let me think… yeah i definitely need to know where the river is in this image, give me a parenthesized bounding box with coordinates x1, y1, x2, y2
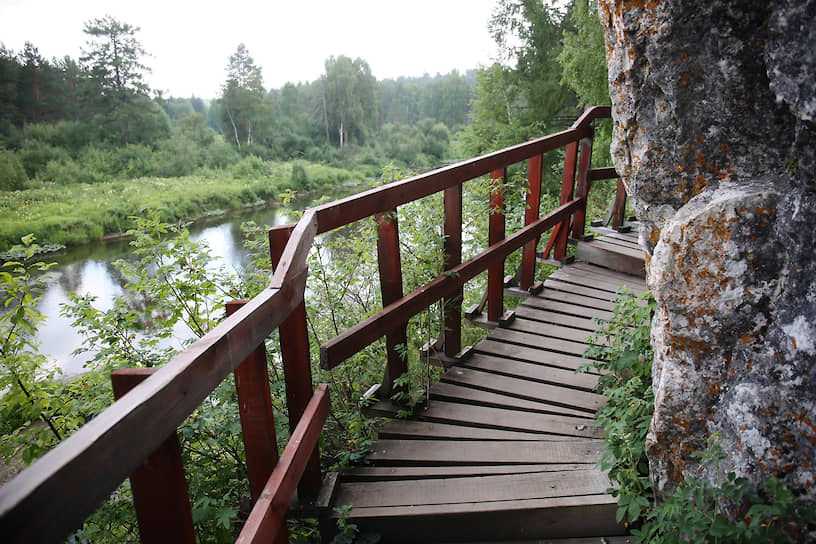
(30, 185, 364, 378)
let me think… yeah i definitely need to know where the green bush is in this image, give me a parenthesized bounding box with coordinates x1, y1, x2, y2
(0, 149, 29, 191)
(291, 161, 310, 191)
(205, 137, 240, 169)
(230, 155, 269, 179)
(20, 142, 71, 179)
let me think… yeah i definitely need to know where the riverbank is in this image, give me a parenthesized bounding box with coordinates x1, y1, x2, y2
(0, 160, 367, 251)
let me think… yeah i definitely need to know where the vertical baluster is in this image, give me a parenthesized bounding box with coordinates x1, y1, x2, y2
(375, 210, 409, 398)
(443, 185, 463, 357)
(554, 140, 579, 260)
(268, 225, 321, 502)
(520, 154, 543, 291)
(487, 169, 506, 322)
(225, 301, 280, 505)
(571, 126, 596, 240)
(111, 369, 196, 544)
(611, 177, 627, 229)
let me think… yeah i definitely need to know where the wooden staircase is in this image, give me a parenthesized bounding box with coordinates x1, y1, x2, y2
(318, 254, 647, 542)
(576, 224, 645, 278)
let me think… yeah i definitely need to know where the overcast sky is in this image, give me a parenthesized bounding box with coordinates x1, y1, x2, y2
(0, 0, 500, 98)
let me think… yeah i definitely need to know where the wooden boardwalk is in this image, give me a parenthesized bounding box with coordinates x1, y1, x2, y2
(319, 235, 647, 543)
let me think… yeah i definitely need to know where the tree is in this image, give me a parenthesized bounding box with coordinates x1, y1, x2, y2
(220, 44, 266, 149)
(464, 0, 576, 156)
(557, 0, 610, 107)
(81, 16, 154, 145)
(321, 55, 378, 148)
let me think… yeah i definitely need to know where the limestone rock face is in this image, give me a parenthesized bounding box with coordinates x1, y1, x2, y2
(600, 0, 816, 508)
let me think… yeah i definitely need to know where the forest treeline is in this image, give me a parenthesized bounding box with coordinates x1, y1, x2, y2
(0, 1, 608, 196)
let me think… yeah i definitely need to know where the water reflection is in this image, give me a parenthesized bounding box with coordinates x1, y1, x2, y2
(29, 187, 359, 377)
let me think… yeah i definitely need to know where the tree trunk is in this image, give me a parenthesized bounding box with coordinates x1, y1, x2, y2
(320, 77, 330, 145)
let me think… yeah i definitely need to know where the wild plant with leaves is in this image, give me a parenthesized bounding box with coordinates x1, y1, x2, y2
(579, 288, 656, 526)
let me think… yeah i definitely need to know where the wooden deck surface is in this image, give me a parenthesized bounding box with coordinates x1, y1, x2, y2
(320, 244, 647, 543)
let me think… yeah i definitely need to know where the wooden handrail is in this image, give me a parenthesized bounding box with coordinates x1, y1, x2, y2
(0, 106, 613, 544)
(235, 384, 330, 544)
(320, 198, 582, 369)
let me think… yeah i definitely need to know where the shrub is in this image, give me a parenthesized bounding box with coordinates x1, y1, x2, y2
(0, 149, 29, 191)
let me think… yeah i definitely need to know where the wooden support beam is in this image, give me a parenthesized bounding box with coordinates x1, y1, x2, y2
(520, 153, 543, 291)
(571, 131, 595, 241)
(487, 169, 506, 323)
(110, 369, 196, 544)
(443, 185, 463, 358)
(236, 385, 330, 544)
(376, 210, 409, 398)
(611, 178, 627, 229)
(269, 228, 321, 502)
(226, 301, 280, 505)
(555, 141, 579, 260)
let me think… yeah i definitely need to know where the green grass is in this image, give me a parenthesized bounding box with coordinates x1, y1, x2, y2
(0, 162, 364, 250)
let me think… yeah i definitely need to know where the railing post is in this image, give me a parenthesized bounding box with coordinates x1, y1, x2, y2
(571, 123, 596, 240)
(610, 177, 627, 229)
(269, 225, 322, 503)
(554, 141, 579, 260)
(520, 153, 543, 290)
(487, 169, 506, 322)
(443, 185, 463, 357)
(225, 301, 280, 506)
(110, 369, 196, 544)
(375, 210, 409, 399)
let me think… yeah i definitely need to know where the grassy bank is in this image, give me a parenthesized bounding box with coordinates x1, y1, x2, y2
(0, 161, 364, 250)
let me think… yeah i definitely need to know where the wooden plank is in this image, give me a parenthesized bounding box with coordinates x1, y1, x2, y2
(542, 278, 634, 304)
(568, 262, 648, 290)
(470, 536, 634, 544)
(489, 327, 596, 357)
(377, 420, 559, 442)
(576, 243, 645, 278)
(538, 288, 617, 311)
(236, 384, 330, 544)
(521, 296, 614, 321)
(550, 269, 644, 295)
(586, 238, 645, 259)
(441, 368, 603, 413)
(460, 353, 598, 391)
(474, 339, 595, 374)
(333, 469, 611, 508)
(551, 264, 646, 290)
(331, 498, 623, 543)
(507, 318, 597, 344)
(414, 402, 600, 438)
(513, 305, 599, 332)
(430, 382, 595, 419)
(366, 439, 604, 466)
(343, 464, 596, 481)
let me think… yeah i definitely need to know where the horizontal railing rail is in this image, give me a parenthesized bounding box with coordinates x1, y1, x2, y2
(0, 106, 619, 544)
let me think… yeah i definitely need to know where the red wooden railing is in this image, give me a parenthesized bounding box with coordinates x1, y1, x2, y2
(0, 106, 621, 544)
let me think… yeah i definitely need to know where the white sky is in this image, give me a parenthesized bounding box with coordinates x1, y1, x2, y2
(0, 0, 500, 98)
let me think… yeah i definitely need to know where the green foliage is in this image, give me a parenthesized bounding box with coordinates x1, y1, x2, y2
(580, 289, 656, 526)
(0, 235, 89, 465)
(0, 149, 28, 190)
(581, 291, 815, 542)
(634, 438, 816, 543)
(558, 0, 610, 108)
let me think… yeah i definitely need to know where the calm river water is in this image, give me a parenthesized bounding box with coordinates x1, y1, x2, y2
(32, 185, 363, 377)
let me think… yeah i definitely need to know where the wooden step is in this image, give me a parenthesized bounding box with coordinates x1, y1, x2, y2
(576, 237, 646, 278)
